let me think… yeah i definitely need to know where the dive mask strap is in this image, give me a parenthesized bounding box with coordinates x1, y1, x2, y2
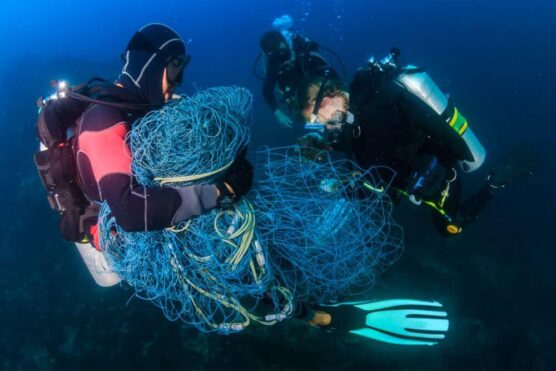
(311, 71, 331, 123)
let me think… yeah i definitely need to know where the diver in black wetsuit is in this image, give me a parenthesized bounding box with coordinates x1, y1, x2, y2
(298, 49, 532, 236)
(258, 15, 339, 128)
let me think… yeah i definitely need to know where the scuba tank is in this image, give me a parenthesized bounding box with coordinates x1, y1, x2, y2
(395, 65, 486, 173)
(34, 79, 151, 287)
(366, 48, 486, 173)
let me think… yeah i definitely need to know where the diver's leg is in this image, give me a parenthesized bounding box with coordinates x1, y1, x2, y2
(292, 300, 319, 322)
(488, 143, 539, 189)
(307, 299, 450, 345)
(457, 143, 540, 225)
(444, 143, 539, 229)
(456, 183, 493, 227)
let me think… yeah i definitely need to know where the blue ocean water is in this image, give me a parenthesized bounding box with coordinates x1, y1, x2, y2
(0, 0, 555, 369)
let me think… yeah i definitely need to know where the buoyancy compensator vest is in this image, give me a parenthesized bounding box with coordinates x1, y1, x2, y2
(33, 79, 152, 243)
(349, 49, 487, 231)
(352, 48, 486, 174)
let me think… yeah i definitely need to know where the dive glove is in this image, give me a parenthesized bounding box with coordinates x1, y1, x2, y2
(297, 132, 330, 162)
(274, 109, 293, 128)
(216, 147, 254, 209)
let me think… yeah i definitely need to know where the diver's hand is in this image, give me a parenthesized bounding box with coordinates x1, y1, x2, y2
(298, 132, 328, 149)
(297, 133, 330, 162)
(274, 109, 293, 128)
(216, 147, 254, 208)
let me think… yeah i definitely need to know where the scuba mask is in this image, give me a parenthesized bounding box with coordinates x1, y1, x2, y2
(268, 43, 291, 64)
(166, 54, 191, 86)
(304, 73, 355, 146)
(304, 110, 356, 146)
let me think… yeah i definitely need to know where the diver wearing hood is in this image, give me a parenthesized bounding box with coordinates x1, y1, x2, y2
(259, 15, 339, 128)
(118, 24, 190, 106)
(67, 24, 253, 284)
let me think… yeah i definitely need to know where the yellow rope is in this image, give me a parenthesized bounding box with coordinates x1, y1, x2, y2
(167, 220, 191, 233)
(155, 159, 234, 185)
(165, 200, 293, 331)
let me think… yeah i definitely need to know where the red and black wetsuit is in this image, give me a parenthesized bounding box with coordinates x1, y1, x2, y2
(75, 100, 218, 236)
(74, 24, 219, 246)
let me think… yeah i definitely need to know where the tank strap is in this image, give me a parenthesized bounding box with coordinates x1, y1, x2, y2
(79, 203, 101, 243)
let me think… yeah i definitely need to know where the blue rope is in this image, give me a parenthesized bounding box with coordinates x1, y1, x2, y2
(99, 87, 404, 333)
(253, 147, 404, 303)
(100, 87, 290, 333)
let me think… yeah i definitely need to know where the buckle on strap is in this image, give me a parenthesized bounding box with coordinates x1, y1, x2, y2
(78, 203, 101, 236)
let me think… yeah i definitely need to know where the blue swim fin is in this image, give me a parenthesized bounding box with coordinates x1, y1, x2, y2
(317, 299, 449, 346)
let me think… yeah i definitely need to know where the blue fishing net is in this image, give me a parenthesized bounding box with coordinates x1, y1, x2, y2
(99, 199, 291, 333)
(253, 147, 404, 304)
(100, 87, 293, 333)
(129, 87, 252, 187)
(99, 86, 403, 333)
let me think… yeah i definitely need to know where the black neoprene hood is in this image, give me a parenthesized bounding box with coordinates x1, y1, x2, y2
(118, 23, 187, 106)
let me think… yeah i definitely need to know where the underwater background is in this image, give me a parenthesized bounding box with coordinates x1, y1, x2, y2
(0, 0, 555, 369)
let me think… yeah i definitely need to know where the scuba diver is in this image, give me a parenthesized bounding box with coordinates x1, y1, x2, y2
(257, 15, 340, 128)
(34, 24, 253, 287)
(298, 48, 535, 236)
(292, 49, 537, 345)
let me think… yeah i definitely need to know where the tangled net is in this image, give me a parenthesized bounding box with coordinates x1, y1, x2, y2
(99, 199, 292, 333)
(100, 87, 292, 334)
(254, 147, 404, 304)
(130, 87, 252, 187)
(99, 86, 404, 333)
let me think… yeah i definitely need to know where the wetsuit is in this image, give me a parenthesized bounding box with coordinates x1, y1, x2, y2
(348, 65, 491, 236)
(263, 34, 338, 113)
(75, 24, 218, 240)
(37, 24, 253, 288)
(75, 96, 218, 234)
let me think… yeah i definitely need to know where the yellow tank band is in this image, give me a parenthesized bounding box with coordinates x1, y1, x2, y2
(448, 107, 459, 127)
(448, 107, 469, 136)
(458, 121, 468, 135)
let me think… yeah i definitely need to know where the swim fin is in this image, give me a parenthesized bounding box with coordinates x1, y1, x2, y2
(316, 299, 450, 346)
